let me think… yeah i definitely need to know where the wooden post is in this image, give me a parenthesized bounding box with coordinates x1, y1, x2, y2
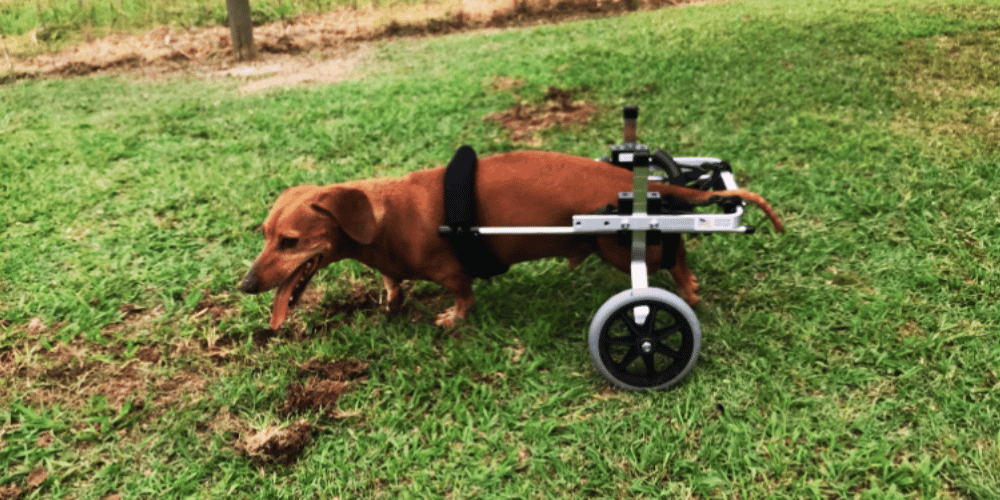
(226, 0, 256, 61)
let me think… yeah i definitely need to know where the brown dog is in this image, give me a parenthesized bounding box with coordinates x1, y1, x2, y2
(239, 151, 783, 329)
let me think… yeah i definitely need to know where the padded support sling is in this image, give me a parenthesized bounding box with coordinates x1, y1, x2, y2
(441, 145, 510, 279)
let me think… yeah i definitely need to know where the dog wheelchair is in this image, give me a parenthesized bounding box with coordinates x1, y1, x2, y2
(446, 107, 757, 390)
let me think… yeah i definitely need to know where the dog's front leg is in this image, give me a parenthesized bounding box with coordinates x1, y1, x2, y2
(382, 274, 404, 313)
(433, 274, 475, 328)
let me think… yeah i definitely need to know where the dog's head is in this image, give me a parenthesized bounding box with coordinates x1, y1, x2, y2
(239, 185, 380, 329)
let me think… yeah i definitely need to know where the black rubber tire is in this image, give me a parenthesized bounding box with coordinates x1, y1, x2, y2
(588, 288, 701, 391)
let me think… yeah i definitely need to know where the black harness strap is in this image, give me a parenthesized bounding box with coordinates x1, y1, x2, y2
(441, 145, 510, 279)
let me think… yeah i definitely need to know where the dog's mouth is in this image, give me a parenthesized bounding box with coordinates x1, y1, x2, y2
(269, 255, 321, 330)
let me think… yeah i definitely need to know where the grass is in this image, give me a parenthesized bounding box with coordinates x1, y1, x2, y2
(2, 0, 1000, 497)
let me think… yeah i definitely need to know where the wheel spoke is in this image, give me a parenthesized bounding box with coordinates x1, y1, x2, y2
(642, 353, 657, 377)
(652, 323, 680, 341)
(616, 347, 639, 369)
(614, 310, 643, 337)
(655, 342, 681, 360)
(643, 305, 658, 334)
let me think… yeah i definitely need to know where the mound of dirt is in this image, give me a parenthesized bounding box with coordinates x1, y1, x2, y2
(4, 0, 706, 90)
(239, 419, 313, 465)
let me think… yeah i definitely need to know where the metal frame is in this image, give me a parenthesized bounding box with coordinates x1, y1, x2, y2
(464, 158, 749, 288)
(468, 162, 746, 236)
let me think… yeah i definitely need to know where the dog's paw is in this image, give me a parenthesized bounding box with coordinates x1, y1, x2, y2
(680, 292, 702, 307)
(434, 307, 463, 328)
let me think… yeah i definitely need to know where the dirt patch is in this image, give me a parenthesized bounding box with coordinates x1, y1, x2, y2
(484, 85, 597, 145)
(191, 291, 239, 325)
(3, 338, 208, 414)
(334, 278, 382, 316)
(191, 292, 239, 324)
(26, 317, 48, 335)
(306, 276, 457, 329)
(279, 359, 369, 417)
(35, 432, 54, 448)
(151, 371, 209, 409)
(135, 345, 161, 364)
(3, 0, 708, 90)
(0, 351, 14, 379)
(89, 363, 147, 409)
(101, 303, 165, 336)
(298, 358, 370, 380)
(293, 283, 329, 316)
(239, 419, 313, 465)
(184, 291, 251, 362)
(1, 303, 240, 411)
(251, 327, 282, 348)
(307, 277, 383, 329)
(3, 317, 61, 339)
(208, 356, 361, 466)
(26, 468, 47, 490)
(0, 485, 22, 500)
(38, 343, 100, 384)
(279, 378, 352, 417)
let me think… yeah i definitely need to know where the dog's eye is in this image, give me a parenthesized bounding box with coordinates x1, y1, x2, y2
(278, 237, 299, 250)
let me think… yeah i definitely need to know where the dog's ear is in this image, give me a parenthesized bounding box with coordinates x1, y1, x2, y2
(311, 187, 380, 245)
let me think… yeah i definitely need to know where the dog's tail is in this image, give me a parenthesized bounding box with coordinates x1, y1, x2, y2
(651, 184, 785, 233)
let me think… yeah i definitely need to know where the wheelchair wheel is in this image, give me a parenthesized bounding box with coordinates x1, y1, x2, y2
(588, 288, 701, 391)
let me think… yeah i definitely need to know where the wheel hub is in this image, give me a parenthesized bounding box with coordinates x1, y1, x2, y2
(640, 339, 654, 353)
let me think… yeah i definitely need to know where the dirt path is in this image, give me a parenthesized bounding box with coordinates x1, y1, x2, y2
(4, 0, 708, 92)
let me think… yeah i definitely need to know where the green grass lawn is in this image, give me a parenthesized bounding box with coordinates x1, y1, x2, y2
(2, 0, 999, 497)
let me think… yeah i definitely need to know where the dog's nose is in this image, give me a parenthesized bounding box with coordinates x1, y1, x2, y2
(239, 270, 262, 294)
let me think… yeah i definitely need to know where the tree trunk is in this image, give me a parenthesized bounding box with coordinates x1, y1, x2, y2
(226, 0, 256, 61)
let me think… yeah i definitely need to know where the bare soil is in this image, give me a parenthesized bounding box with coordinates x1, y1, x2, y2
(3, 0, 707, 92)
(239, 419, 314, 465)
(485, 85, 598, 145)
(0, 485, 22, 500)
(280, 359, 370, 417)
